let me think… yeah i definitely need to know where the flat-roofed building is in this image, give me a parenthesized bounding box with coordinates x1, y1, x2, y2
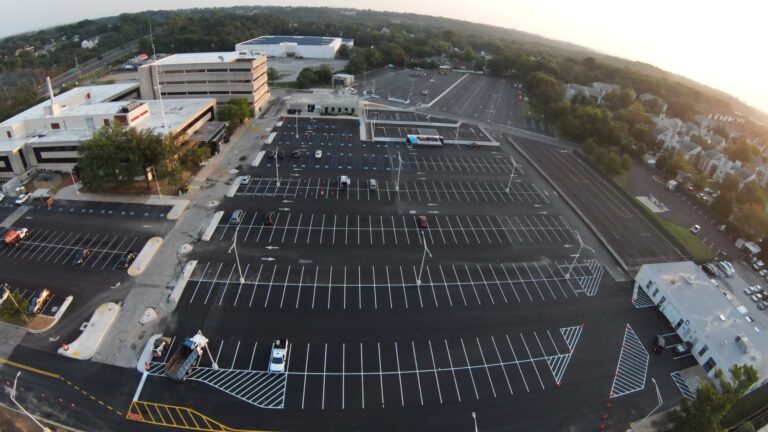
(634, 262, 768, 392)
(236, 36, 353, 59)
(138, 51, 269, 113)
(0, 82, 214, 181)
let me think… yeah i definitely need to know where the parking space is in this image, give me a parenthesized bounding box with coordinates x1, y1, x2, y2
(182, 259, 604, 310)
(213, 211, 574, 247)
(236, 177, 548, 204)
(360, 68, 465, 105)
(147, 325, 583, 410)
(0, 282, 62, 316)
(261, 152, 520, 174)
(2, 199, 172, 219)
(272, 118, 360, 147)
(0, 227, 140, 270)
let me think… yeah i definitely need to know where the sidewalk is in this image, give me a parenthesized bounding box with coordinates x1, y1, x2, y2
(93, 115, 274, 367)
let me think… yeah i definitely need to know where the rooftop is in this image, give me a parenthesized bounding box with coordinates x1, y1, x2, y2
(642, 262, 768, 384)
(148, 51, 264, 66)
(238, 35, 339, 46)
(0, 83, 139, 127)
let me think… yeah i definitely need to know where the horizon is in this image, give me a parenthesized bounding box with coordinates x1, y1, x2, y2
(3, 0, 767, 115)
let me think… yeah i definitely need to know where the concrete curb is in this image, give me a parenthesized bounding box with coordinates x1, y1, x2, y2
(252, 150, 266, 167)
(226, 179, 242, 198)
(136, 333, 163, 373)
(128, 237, 163, 276)
(57, 302, 120, 360)
(202, 212, 224, 241)
(166, 201, 190, 220)
(28, 296, 74, 334)
(168, 260, 198, 304)
(507, 136, 631, 277)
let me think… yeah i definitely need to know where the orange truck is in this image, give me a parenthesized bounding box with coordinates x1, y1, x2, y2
(4, 228, 29, 246)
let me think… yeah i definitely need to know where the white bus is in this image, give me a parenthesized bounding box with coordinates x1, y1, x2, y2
(405, 134, 444, 147)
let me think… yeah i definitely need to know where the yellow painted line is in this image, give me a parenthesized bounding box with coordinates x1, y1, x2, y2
(126, 400, 276, 432)
(0, 358, 61, 379)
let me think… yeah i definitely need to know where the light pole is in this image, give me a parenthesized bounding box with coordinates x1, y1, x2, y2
(565, 232, 595, 278)
(228, 225, 245, 283)
(69, 168, 79, 196)
(395, 152, 403, 192)
(505, 158, 518, 193)
(471, 412, 478, 432)
(11, 372, 51, 432)
(294, 108, 299, 139)
(416, 231, 432, 287)
(455, 121, 462, 144)
(642, 378, 663, 420)
(149, 165, 162, 197)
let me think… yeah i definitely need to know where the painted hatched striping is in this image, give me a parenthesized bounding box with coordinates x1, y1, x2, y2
(127, 400, 272, 431)
(146, 363, 286, 409)
(632, 287, 655, 308)
(670, 371, 695, 400)
(545, 325, 584, 385)
(609, 324, 649, 398)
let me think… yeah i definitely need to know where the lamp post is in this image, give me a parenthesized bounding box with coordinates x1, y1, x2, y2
(416, 231, 432, 288)
(395, 152, 403, 192)
(148, 165, 162, 197)
(505, 158, 518, 193)
(455, 121, 462, 144)
(228, 225, 245, 283)
(565, 231, 595, 278)
(471, 412, 478, 432)
(11, 372, 51, 431)
(642, 378, 663, 420)
(69, 168, 79, 196)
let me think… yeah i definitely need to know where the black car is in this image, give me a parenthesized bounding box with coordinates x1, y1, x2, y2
(264, 211, 276, 226)
(72, 248, 93, 266)
(119, 250, 137, 269)
(267, 150, 277, 159)
(277, 151, 286, 159)
(291, 150, 302, 158)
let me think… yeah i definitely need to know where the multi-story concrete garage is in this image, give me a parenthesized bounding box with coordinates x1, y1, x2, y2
(138, 51, 270, 113)
(235, 35, 353, 59)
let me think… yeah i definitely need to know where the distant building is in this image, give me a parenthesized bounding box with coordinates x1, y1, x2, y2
(0, 82, 214, 181)
(634, 262, 768, 392)
(564, 82, 620, 104)
(138, 51, 270, 113)
(332, 73, 355, 87)
(235, 36, 353, 59)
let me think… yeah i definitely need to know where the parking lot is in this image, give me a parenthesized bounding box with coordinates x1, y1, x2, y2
(181, 259, 604, 311)
(361, 68, 465, 105)
(236, 176, 548, 204)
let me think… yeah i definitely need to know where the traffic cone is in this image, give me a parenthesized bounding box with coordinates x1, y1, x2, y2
(61, 344, 69, 351)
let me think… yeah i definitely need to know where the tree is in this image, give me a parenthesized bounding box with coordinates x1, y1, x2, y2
(77, 125, 176, 191)
(668, 364, 758, 432)
(711, 192, 735, 221)
(724, 139, 756, 164)
(217, 98, 251, 133)
(267, 67, 279, 82)
(524, 72, 565, 118)
(692, 171, 710, 190)
(733, 203, 768, 239)
(720, 173, 741, 196)
(0, 291, 30, 323)
(335, 43, 350, 59)
(296, 67, 318, 89)
(737, 182, 764, 206)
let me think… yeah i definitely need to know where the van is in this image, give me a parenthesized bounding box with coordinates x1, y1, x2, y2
(338, 176, 351, 188)
(368, 179, 378, 190)
(230, 209, 244, 225)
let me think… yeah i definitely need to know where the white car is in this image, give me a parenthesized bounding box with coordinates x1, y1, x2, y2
(14, 194, 30, 205)
(646, 159, 656, 165)
(752, 294, 761, 302)
(421, 89, 429, 95)
(269, 338, 288, 373)
(240, 175, 251, 185)
(0, 193, 4, 202)
(314, 150, 323, 159)
(690, 224, 701, 235)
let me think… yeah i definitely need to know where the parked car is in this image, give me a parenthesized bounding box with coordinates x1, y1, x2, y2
(421, 89, 429, 95)
(15, 193, 30, 206)
(315, 150, 323, 159)
(652, 335, 666, 353)
(72, 248, 93, 266)
(0, 193, 4, 202)
(751, 294, 761, 302)
(267, 150, 277, 159)
(119, 250, 137, 269)
(368, 179, 378, 190)
(240, 175, 251, 185)
(674, 342, 692, 355)
(269, 338, 289, 373)
(230, 209, 245, 225)
(27, 289, 51, 314)
(690, 224, 701, 235)
(291, 150, 302, 158)
(264, 211, 276, 226)
(416, 216, 428, 229)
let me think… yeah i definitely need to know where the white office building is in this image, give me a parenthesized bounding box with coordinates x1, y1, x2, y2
(235, 36, 353, 59)
(138, 51, 270, 113)
(634, 262, 768, 391)
(0, 82, 215, 181)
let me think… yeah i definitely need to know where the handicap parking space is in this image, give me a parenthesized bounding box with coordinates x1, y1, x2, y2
(147, 325, 584, 411)
(213, 211, 575, 248)
(182, 259, 604, 311)
(237, 176, 549, 205)
(0, 227, 141, 270)
(9, 200, 172, 219)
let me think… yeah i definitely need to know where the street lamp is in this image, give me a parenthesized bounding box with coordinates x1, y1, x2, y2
(11, 372, 51, 432)
(471, 412, 478, 432)
(3, 284, 29, 323)
(455, 121, 462, 144)
(505, 157, 518, 193)
(228, 225, 245, 283)
(565, 232, 595, 279)
(642, 378, 663, 420)
(69, 168, 79, 196)
(147, 165, 162, 197)
(395, 152, 403, 192)
(416, 231, 432, 288)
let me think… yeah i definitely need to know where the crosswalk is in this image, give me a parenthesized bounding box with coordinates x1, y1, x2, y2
(609, 324, 649, 398)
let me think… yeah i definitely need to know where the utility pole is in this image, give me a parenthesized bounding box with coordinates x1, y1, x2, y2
(416, 231, 432, 287)
(11, 372, 51, 431)
(228, 225, 245, 283)
(565, 232, 595, 278)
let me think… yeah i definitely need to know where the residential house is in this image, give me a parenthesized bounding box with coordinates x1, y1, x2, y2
(755, 165, 768, 188)
(733, 165, 757, 190)
(654, 117, 686, 150)
(564, 83, 603, 103)
(677, 140, 702, 163)
(81, 36, 100, 50)
(696, 150, 726, 178)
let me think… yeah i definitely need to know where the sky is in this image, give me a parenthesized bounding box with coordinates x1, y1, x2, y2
(3, 0, 767, 114)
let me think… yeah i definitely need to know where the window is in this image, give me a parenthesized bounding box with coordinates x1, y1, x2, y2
(646, 280, 653, 289)
(703, 357, 717, 373)
(674, 319, 684, 330)
(658, 296, 666, 306)
(5, 131, 11, 138)
(698, 345, 709, 356)
(51, 123, 60, 130)
(652, 288, 660, 297)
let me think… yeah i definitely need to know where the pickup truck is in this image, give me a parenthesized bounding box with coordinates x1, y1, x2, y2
(164, 333, 210, 382)
(4, 228, 29, 246)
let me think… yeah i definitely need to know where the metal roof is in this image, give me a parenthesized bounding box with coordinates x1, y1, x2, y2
(238, 35, 339, 46)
